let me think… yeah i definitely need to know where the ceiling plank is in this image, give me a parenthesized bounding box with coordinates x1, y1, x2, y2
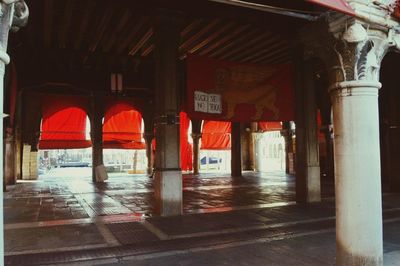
(43, 0, 54, 48)
(89, 4, 117, 52)
(198, 23, 251, 56)
(73, 0, 96, 50)
(208, 28, 260, 58)
(128, 28, 154, 56)
(117, 16, 150, 54)
(240, 42, 288, 63)
(181, 21, 236, 59)
(58, 0, 75, 49)
(179, 19, 220, 51)
(102, 9, 132, 53)
(230, 36, 285, 62)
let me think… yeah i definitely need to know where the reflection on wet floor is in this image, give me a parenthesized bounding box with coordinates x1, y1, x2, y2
(4, 170, 335, 224)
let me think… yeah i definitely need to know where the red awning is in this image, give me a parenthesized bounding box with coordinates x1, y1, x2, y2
(201, 121, 231, 150)
(180, 112, 193, 171)
(307, 0, 355, 16)
(258, 122, 282, 132)
(103, 102, 145, 149)
(39, 96, 91, 149)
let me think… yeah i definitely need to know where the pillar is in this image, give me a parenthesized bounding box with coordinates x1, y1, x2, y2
(231, 122, 242, 177)
(248, 122, 257, 171)
(4, 129, 15, 185)
(191, 119, 202, 175)
(153, 10, 182, 216)
(144, 133, 154, 176)
(294, 58, 321, 203)
(22, 144, 30, 179)
(331, 80, 383, 265)
(282, 122, 293, 174)
(191, 133, 201, 175)
(14, 127, 22, 180)
(0, 3, 28, 262)
(90, 97, 108, 183)
(326, 22, 389, 265)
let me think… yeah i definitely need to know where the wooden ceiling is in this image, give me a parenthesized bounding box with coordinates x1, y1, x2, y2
(10, 0, 315, 91)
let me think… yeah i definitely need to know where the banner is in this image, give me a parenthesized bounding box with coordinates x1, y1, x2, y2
(187, 55, 294, 122)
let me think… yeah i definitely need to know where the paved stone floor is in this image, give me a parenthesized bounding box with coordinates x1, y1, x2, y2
(4, 170, 400, 265)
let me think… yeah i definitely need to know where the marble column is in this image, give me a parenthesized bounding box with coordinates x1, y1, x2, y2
(326, 22, 390, 265)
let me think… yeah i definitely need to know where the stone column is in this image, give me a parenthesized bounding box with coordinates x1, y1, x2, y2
(191, 119, 202, 175)
(144, 133, 154, 176)
(294, 58, 321, 203)
(231, 122, 242, 177)
(332, 80, 383, 265)
(14, 127, 22, 180)
(248, 122, 257, 171)
(90, 97, 108, 183)
(327, 22, 390, 265)
(191, 133, 201, 175)
(4, 129, 15, 185)
(153, 10, 182, 216)
(282, 122, 293, 175)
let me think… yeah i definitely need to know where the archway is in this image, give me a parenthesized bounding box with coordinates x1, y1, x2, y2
(102, 102, 146, 174)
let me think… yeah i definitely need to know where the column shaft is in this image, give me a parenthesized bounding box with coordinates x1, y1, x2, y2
(4, 131, 15, 185)
(144, 134, 154, 176)
(154, 11, 182, 216)
(331, 81, 383, 265)
(231, 122, 242, 177)
(295, 60, 321, 203)
(91, 99, 108, 183)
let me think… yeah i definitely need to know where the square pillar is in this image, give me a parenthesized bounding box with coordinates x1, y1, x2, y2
(231, 122, 242, 177)
(4, 130, 15, 185)
(294, 59, 321, 203)
(90, 97, 108, 183)
(153, 10, 183, 216)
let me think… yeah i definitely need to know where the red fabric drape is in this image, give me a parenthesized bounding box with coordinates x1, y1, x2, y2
(39, 96, 91, 149)
(103, 102, 145, 149)
(307, 0, 355, 16)
(201, 121, 231, 150)
(258, 122, 282, 132)
(180, 112, 193, 171)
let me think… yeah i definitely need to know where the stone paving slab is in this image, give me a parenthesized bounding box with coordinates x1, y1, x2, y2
(5, 224, 106, 254)
(106, 222, 159, 245)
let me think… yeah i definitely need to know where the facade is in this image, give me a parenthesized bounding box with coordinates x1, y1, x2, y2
(1, 0, 400, 265)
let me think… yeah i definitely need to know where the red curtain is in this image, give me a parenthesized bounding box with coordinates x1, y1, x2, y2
(39, 96, 91, 149)
(201, 121, 231, 150)
(103, 102, 145, 149)
(258, 122, 282, 132)
(180, 112, 193, 171)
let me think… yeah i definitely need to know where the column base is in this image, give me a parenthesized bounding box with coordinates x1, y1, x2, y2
(296, 165, 321, 203)
(337, 246, 383, 266)
(94, 165, 108, 182)
(154, 170, 182, 216)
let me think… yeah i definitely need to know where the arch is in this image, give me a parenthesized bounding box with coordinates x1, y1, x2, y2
(103, 102, 145, 149)
(39, 95, 91, 149)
